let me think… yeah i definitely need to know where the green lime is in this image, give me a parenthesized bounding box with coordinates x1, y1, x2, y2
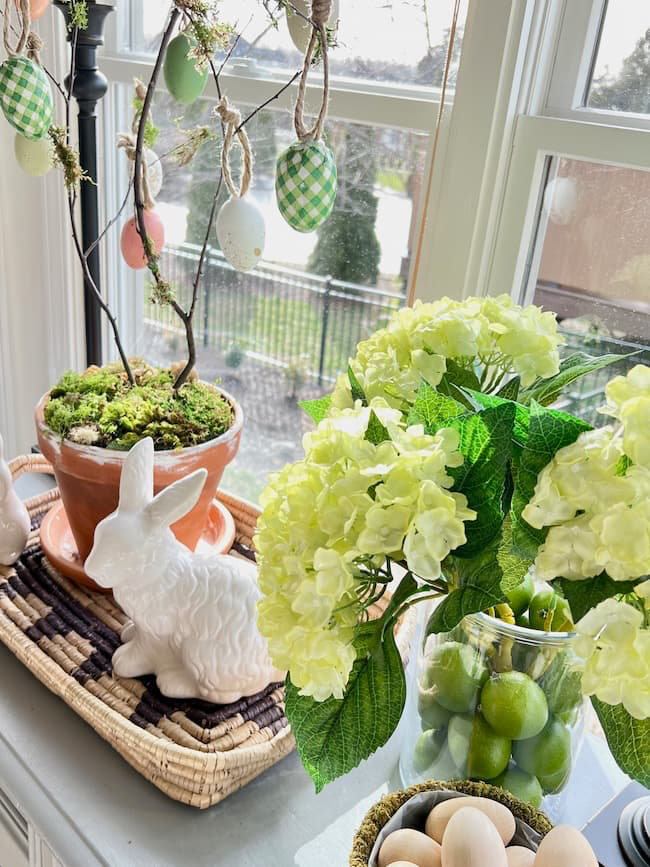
(505, 573, 535, 617)
(481, 671, 548, 740)
(512, 716, 572, 794)
(412, 728, 446, 773)
(494, 766, 543, 808)
(448, 713, 511, 780)
(516, 612, 530, 628)
(537, 653, 584, 717)
(529, 590, 573, 632)
(424, 641, 488, 713)
(418, 686, 453, 730)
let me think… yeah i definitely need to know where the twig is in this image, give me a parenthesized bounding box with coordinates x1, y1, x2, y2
(84, 179, 134, 261)
(235, 70, 301, 133)
(0, 7, 66, 99)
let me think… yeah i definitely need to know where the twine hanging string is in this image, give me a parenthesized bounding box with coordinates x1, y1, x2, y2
(408, 0, 462, 305)
(117, 80, 156, 210)
(293, 0, 332, 143)
(215, 95, 253, 198)
(3, 0, 30, 57)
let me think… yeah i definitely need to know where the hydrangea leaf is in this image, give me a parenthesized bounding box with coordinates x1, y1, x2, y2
(511, 401, 591, 559)
(495, 376, 521, 401)
(348, 366, 367, 404)
(428, 545, 506, 634)
(497, 516, 532, 594)
(459, 387, 530, 447)
(299, 395, 331, 425)
(407, 379, 465, 434)
(285, 621, 406, 792)
(448, 403, 516, 557)
(592, 698, 650, 787)
(365, 409, 391, 445)
(519, 352, 632, 407)
(555, 574, 640, 622)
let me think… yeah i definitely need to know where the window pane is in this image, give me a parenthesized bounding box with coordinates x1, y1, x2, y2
(530, 156, 650, 424)
(588, 2, 650, 113)
(129, 0, 467, 89)
(111, 88, 425, 500)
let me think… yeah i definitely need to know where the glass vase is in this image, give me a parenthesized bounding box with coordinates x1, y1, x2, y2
(399, 611, 585, 821)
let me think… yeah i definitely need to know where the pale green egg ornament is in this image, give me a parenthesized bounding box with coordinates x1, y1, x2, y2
(0, 56, 53, 141)
(163, 32, 208, 105)
(14, 131, 52, 176)
(275, 140, 337, 233)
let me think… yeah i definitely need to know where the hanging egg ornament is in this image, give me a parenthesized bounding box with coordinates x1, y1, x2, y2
(286, 0, 339, 54)
(14, 131, 52, 176)
(130, 147, 163, 199)
(14, 0, 51, 20)
(163, 32, 208, 105)
(216, 196, 265, 272)
(0, 56, 53, 141)
(120, 211, 165, 270)
(275, 140, 337, 233)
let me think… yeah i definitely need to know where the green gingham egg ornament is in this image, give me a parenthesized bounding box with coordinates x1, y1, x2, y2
(0, 55, 53, 141)
(275, 139, 337, 233)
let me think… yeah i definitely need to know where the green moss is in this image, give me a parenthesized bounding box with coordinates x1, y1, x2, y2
(43, 363, 234, 451)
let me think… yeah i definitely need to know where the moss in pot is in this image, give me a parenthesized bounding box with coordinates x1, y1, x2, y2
(36, 362, 243, 587)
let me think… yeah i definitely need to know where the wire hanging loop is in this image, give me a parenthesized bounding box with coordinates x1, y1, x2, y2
(117, 80, 156, 210)
(215, 95, 253, 199)
(294, 0, 332, 143)
(3, 0, 31, 58)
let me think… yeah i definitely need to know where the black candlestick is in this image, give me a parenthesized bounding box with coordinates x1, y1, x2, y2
(53, 0, 116, 366)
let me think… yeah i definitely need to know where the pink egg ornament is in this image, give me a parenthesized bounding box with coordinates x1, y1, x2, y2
(120, 211, 165, 270)
(15, 0, 50, 20)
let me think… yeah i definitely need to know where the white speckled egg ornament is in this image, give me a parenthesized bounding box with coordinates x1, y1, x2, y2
(276, 0, 337, 234)
(129, 147, 163, 199)
(214, 96, 265, 272)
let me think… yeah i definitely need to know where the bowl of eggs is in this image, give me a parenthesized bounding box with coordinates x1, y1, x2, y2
(350, 780, 604, 867)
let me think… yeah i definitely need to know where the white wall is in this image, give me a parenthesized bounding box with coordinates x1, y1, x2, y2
(0, 14, 84, 457)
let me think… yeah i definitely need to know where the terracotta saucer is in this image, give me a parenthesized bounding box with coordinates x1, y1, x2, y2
(40, 499, 237, 591)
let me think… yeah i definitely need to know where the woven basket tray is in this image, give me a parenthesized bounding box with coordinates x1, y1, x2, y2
(0, 454, 416, 809)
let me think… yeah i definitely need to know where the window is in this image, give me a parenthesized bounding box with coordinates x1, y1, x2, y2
(100, 2, 466, 499)
(588, 2, 650, 113)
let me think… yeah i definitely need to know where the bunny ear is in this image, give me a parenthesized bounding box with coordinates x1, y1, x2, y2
(118, 437, 154, 512)
(144, 468, 207, 529)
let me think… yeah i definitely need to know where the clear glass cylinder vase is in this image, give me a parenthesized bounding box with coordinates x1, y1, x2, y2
(399, 610, 585, 821)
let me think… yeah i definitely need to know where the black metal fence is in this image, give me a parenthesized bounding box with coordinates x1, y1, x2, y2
(145, 242, 405, 385)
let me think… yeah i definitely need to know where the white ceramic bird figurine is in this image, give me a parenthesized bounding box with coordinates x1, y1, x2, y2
(85, 437, 284, 703)
(0, 434, 30, 566)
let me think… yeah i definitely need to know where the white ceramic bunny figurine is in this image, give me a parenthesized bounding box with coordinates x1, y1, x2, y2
(0, 434, 30, 566)
(85, 437, 284, 703)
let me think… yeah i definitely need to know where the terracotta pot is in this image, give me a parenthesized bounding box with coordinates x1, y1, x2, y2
(35, 387, 243, 588)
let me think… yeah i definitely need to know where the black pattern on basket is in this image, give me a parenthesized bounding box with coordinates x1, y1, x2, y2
(0, 541, 287, 753)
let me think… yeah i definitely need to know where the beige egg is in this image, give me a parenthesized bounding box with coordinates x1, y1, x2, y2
(506, 846, 536, 866)
(426, 796, 516, 846)
(533, 825, 598, 867)
(378, 828, 442, 867)
(441, 807, 508, 867)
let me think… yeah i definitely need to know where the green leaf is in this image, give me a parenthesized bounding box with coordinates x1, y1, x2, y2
(519, 352, 633, 407)
(555, 574, 640, 622)
(428, 546, 506, 634)
(448, 403, 516, 557)
(497, 516, 532, 594)
(592, 699, 650, 788)
(285, 621, 406, 792)
(441, 359, 481, 392)
(495, 376, 521, 401)
(459, 387, 530, 447)
(365, 409, 391, 445)
(299, 395, 331, 424)
(407, 379, 465, 433)
(348, 366, 367, 404)
(511, 401, 591, 559)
